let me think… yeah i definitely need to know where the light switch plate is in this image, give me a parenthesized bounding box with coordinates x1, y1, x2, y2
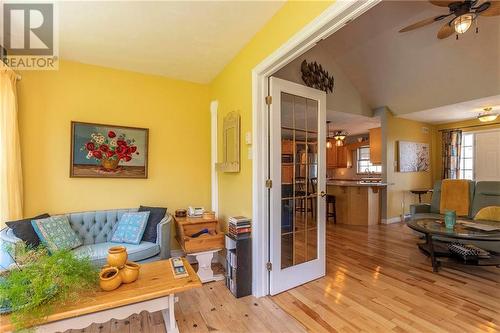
(245, 132, 252, 145)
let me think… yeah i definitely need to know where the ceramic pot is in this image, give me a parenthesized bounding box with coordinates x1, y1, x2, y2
(107, 246, 128, 268)
(101, 158, 119, 170)
(120, 261, 140, 283)
(99, 267, 122, 291)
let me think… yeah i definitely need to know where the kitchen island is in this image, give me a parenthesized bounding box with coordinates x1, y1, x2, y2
(327, 180, 387, 225)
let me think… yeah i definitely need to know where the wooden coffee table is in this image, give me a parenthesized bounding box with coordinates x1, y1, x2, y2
(0, 259, 201, 333)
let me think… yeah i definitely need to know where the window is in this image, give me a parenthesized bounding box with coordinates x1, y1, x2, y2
(459, 133, 474, 180)
(357, 146, 382, 174)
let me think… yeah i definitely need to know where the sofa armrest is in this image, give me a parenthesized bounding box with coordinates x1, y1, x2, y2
(156, 214, 172, 259)
(0, 227, 22, 268)
(410, 203, 431, 215)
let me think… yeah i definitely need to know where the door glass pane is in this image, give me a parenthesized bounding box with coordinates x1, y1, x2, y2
(280, 92, 319, 269)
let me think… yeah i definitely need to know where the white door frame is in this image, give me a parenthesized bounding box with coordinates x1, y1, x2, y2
(251, 0, 381, 297)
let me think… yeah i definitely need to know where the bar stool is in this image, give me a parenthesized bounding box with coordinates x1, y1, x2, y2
(326, 194, 336, 223)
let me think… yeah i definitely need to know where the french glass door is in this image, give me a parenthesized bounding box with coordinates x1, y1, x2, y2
(269, 77, 326, 295)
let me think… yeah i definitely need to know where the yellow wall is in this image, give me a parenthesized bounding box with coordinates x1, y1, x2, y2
(386, 113, 435, 219)
(17, 60, 211, 246)
(433, 119, 500, 181)
(211, 1, 333, 226)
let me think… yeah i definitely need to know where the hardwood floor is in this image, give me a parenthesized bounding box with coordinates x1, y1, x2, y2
(273, 222, 500, 333)
(65, 269, 306, 333)
(66, 222, 498, 333)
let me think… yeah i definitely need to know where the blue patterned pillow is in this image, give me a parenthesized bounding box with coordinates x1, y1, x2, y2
(111, 212, 150, 244)
(31, 215, 82, 252)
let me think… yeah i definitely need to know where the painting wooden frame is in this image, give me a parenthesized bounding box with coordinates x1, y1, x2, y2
(70, 121, 149, 178)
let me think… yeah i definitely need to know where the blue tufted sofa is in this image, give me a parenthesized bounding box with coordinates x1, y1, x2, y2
(0, 208, 172, 267)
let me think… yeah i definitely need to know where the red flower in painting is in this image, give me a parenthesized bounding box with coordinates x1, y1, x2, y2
(92, 150, 103, 159)
(129, 146, 137, 153)
(117, 140, 127, 147)
(99, 144, 109, 152)
(116, 145, 125, 154)
(123, 155, 132, 162)
(106, 150, 115, 158)
(108, 131, 116, 138)
(85, 142, 95, 151)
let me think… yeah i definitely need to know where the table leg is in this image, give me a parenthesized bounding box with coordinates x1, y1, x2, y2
(426, 234, 440, 272)
(418, 193, 422, 203)
(191, 251, 225, 283)
(162, 294, 179, 333)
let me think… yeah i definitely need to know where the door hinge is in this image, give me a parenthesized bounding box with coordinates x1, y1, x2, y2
(265, 95, 272, 105)
(265, 179, 272, 188)
(266, 262, 272, 271)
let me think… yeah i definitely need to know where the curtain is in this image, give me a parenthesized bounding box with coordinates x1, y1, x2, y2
(441, 129, 462, 179)
(0, 64, 23, 227)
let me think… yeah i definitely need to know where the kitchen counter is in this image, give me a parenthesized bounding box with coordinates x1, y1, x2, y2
(327, 180, 387, 187)
(327, 181, 385, 225)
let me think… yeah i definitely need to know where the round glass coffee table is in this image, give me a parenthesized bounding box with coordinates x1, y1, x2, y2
(407, 218, 500, 272)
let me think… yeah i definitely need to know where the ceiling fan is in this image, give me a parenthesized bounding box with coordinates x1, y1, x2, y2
(399, 0, 500, 39)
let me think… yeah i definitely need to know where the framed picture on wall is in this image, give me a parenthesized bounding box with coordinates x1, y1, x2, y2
(70, 121, 149, 178)
(398, 141, 429, 173)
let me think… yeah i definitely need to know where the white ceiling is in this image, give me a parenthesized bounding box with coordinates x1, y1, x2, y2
(399, 94, 500, 124)
(57, 1, 284, 83)
(319, 0, 500, 116)
(328, 111, 380, 135)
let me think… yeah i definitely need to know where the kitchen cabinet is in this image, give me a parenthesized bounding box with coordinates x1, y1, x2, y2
(327, 142, 351, 168)
(327, 140, 337, 168)
(369, 127, 382, 164)
(282, 139, 294, 155)
(282, 165, 293, 184)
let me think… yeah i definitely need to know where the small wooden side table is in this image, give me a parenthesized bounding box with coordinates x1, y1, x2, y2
(410, 189, 431, 203)
(173, 216, 225, 283)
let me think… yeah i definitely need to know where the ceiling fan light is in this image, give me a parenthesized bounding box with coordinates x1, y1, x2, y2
(454, 14, 474, 34)
(326, 140, 333, 149)
(335, 140, 344, 147)
(478, 113, 499, 122)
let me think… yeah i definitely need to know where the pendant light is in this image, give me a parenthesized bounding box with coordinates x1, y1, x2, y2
(477, 107, 499, 123)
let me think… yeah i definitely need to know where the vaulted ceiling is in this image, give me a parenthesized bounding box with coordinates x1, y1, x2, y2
(319, 0, 500, 116)
(57, 1, 284, 83)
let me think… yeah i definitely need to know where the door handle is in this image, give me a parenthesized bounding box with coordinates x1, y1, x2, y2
(320, 191, 327, 197)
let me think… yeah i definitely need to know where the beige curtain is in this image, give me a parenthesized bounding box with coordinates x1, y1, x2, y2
(0, 64, 23, 227)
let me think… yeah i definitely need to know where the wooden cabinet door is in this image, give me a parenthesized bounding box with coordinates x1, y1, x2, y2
(281, 165, 293, 184)
(282, 140, 294, 155)
(326, 142, 337, 168)
(369, 127, 382, 164)
(336, 146, 348, 168)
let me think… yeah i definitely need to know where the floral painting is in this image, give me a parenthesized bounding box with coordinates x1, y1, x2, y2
(71, 122, 148, 178)
(398, 141, 429, 173)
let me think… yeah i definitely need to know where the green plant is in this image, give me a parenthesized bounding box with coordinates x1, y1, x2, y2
(0, 244, 99, 331)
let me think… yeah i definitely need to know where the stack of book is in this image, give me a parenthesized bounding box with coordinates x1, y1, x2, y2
(228, 216, 251, 239)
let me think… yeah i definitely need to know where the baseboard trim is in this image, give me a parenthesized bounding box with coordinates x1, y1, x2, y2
(381, 216, 403, 224)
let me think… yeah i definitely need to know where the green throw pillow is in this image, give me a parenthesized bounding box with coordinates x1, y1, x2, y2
(31, 215, 82, 252)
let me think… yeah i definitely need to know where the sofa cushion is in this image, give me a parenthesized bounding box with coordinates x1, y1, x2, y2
(67, 209, 138, 245)
(139, 206, 167, 242)
(110, 212, 149, 244)
(73, 241, 160, 266)
(32, 215, 83, 252)
(5, 213, 50, 247)
(471, 181, 500, 217)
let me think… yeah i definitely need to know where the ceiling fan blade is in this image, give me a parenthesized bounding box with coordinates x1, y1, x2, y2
(399, 15, 449, 32)
(437, 21, 455, 39)
(429, 1, 458, 7)
(480, 1, 500, 16)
